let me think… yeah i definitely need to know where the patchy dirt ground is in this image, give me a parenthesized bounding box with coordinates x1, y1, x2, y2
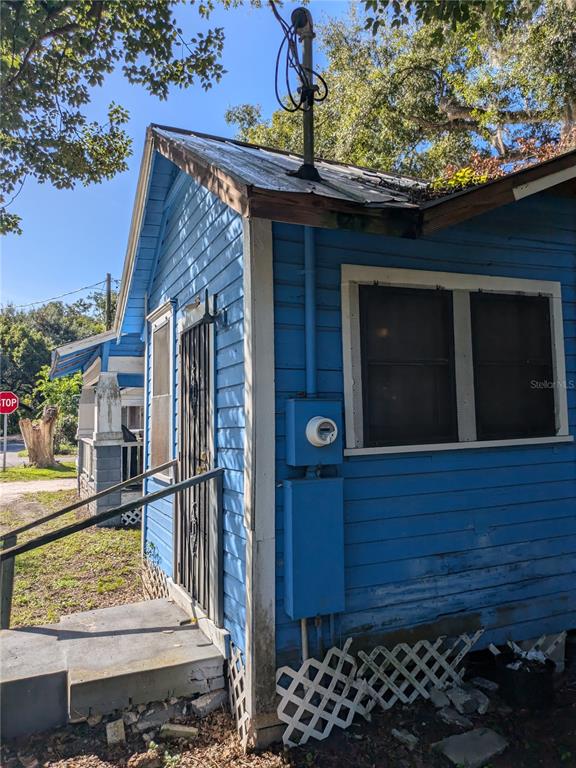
(2, 672, 576, 768)
(0, 489, 141, 626)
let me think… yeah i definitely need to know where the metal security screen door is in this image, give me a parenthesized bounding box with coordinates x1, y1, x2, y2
(177, 315, 214, 613)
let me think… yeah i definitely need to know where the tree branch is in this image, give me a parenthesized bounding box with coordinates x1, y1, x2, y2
(4, 2, 103, 89)
(438, 97, 550, 126)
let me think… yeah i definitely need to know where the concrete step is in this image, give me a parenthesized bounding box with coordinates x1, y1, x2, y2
(1, 625, 68, 739)
(1, 599, 224, 740)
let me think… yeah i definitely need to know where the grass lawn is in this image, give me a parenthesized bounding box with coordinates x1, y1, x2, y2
(1, 489, 142, 627)
(0, 461, 76, 483)
(17, 444, 78, 457)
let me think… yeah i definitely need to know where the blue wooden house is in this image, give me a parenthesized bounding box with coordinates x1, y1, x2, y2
(113, 125, 576, 745)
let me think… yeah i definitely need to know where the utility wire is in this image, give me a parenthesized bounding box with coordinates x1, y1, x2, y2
(8, 279, 119, 309)
(269, 0, 328, 113)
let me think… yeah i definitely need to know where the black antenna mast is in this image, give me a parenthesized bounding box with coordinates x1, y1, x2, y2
(269, 2, 328, 181)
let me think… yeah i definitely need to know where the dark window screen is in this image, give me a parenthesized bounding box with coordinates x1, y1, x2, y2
(471, 293, 556, 440)
(359, 285, 458, 446)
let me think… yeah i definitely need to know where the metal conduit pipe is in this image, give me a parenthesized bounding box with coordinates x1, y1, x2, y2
(304, 226, 317, 398)
(301, 618, 309, 662)
(301, 225, 317, 663)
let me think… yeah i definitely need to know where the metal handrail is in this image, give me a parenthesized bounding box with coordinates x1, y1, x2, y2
(0, 459, 177, 540)
(0, 466, 224, 563)
(0, 464, 224, 630)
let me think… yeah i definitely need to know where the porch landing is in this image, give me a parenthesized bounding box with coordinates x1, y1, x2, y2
(1, 599, 225, 740)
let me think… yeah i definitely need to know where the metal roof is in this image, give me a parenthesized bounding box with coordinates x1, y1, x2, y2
(115, 126, 576, 335)
(153, 127, 426, 209)
(50, 330, 116, 379)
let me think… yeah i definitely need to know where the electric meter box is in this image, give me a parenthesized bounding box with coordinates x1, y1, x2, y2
(284, 477, 345, 619)
(285, 399, 343, 466)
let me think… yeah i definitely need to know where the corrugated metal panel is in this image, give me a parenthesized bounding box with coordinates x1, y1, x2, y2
(272, 192, 576, 664)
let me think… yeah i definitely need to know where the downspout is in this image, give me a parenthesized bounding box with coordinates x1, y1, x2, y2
(301, 225, 316, 661)
(304, 226, 317, 398)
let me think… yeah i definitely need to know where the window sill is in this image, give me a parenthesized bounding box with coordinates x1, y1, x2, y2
(344, 434, 574, 457)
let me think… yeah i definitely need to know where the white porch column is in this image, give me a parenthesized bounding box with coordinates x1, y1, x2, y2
(243, 218, 280, 747)
(77, 386, 95, 439)
(93, 372, 123, 442)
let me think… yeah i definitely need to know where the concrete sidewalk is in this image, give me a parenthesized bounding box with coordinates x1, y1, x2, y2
(0, 478, 77, 506)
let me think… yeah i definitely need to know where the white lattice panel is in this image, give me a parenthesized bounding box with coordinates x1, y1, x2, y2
(517, 632, 567, 659)
(228, 643, 250, 747)
(121, 508, 142, 526)
(357, 630, 484, 712)
(276, 639, 371, 747)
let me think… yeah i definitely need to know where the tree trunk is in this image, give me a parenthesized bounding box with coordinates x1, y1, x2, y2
(19, 406, 59, 468)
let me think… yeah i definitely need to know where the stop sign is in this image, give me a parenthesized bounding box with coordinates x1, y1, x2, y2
(0, 392, 19, 414)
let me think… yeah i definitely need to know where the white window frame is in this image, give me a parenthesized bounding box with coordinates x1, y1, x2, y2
(341, 264, 572, 456)
(147, 301, 174, 479)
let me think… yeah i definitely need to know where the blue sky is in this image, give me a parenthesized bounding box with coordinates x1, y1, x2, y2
(2, 1, 348, 307)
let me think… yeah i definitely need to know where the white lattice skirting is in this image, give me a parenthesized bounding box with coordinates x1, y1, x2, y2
(121, 507, 142, 526)
(276, 631, 484, 747)
(276, 639, 371, 747)
(141, 557, 169, 600)
(228, 643, 250, 747)
(358, 630, 484, 713)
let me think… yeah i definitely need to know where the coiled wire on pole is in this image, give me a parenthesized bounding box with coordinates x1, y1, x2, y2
(269, 0, 328, 113)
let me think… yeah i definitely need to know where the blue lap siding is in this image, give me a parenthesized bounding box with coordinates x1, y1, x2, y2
(135, 156, 246, 652)
(272, 192, 576, 663)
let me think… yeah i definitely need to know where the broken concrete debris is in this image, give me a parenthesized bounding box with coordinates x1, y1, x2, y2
(470, 676, 499, 693)
(471, 688, 490, 715)
(159, 723, 199, 741)
(445, 686, 479, 715)
(135, 706, 177, 732)
(106, 718, 126, 746)
(429, 687, 450, 708)
(87, 713, 103, 727)
(433, 727, 508, 768)
(123, 710, 139, 726)
(190, 688, 228, 718)
(437, 707, 473, 729)
(445, 685, 491, 715)
(391, 728, 418, 751)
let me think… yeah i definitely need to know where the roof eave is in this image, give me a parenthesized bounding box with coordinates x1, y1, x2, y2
(152, 128, 250, 217)
(114, 127, 156, 336)
(247, 187, 421, 237)
(153, 127, 420, 237)
(421, 149, 576, 235)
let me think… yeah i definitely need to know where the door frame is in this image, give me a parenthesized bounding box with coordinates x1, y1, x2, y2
(174, 294, 221, 624)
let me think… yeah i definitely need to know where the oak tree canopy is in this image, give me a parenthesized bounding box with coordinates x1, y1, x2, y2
(0, 0, 243, 234)
(227, 0, 576, 182)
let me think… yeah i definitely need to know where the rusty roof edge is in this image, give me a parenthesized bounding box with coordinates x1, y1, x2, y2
(152, 126, 423, 231)
(149, 124, 575, 238)
(150, 123, 428, 186)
